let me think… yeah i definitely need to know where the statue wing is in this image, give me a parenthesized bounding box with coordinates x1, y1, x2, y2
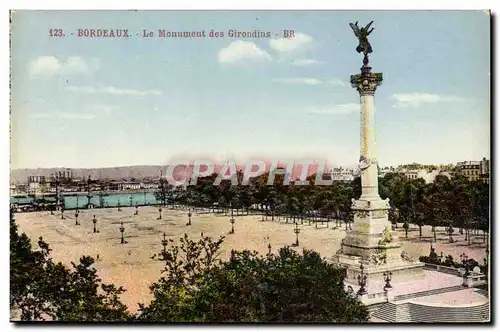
(349, 22, 360, 37)
(364, 21, 374, 32)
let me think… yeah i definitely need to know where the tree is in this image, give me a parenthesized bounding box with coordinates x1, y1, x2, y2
(138, 234, 368, 322)
(138, 233, 225, 321)
(10, 209, 132, 321)
(155, 176, 173, 206)
(10, 210, 52, 320)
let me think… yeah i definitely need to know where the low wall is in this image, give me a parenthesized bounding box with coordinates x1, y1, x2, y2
(423, 263, 461, 276)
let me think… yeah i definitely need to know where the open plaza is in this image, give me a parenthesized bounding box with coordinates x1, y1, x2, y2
(14, 206, 489, 316)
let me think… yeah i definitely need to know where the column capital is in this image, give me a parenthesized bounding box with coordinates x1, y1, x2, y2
(350, 71, 383, 96)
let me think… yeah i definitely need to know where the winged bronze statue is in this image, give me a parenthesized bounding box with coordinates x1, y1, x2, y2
(349, 21, 374, 56)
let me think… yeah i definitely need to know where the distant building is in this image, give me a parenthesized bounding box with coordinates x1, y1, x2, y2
(27, 175, 46, 184)
(403, 169, 440, 184)
(118, 182, 142, 191)
(480, 157, 490, 176)
(12, 183, 28, 195)
(379, 166, 395, 178)
(49, 169, 73, 182)
(456, 158, 489, 183)
(27, 176, 47, 194)
(330, 167, 354, 182)
(142, 183, 159, 189)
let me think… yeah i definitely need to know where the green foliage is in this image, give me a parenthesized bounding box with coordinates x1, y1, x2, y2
(10, 209, 132, 321)
(157, 170, 489, 238)
(138, 234, 368, 322)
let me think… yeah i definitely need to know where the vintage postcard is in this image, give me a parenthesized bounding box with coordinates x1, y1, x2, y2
(9, 10, 490, 323)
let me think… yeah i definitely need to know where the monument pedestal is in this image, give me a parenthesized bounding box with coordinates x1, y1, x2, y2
(334, 196, 424, 288)
(336, 253, 425, 285)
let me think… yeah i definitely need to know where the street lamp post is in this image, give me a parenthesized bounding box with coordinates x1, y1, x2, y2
(357, 263, 368, 296)
(460, 253, 470, 277)
(294, 222, 300, 246)
(161, 232, 168, 260)
(447, 223, 454, 243)
(120, 222, 126, 244)
(229, 218, 235, 234)
(227, 204, 235, 233)
(55, 179, 60, 212)
(383, 271, 393, 290)
(157, 206, 162, 220)
(464, 218, 470, 245)
(92, 214, 98, 233)
(86, 175, 92, 209)
(483, 243, 489, 275)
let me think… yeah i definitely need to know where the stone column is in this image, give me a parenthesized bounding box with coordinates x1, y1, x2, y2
(351, 62, 383, 201)
(337, 59, 404, 264)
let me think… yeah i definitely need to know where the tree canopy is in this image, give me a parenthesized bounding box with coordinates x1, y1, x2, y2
(11, 210, 367, 322)
(10, 209, 132, 321)
(138, 234, 368, 322)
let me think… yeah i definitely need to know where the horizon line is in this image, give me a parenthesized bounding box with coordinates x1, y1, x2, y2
(10, 158, 486, 171)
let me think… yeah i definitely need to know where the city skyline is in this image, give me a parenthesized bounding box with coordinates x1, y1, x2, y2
(10, 10, 490, 169)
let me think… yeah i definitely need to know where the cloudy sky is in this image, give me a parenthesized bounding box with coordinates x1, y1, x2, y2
(10, 10, 490, 169)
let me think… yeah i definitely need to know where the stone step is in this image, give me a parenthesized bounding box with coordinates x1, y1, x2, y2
(372, 302, 489, 323)
(370, 302, 397, 322)
(405, 303, 489, 323)
(395, 304, 411, 322)
(393, 284, 465, 301)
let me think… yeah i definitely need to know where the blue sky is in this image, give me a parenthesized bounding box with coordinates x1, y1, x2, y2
(10, 10, 490, 169)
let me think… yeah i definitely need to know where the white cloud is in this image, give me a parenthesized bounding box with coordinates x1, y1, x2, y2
(32, 113, 96, 120)
(28, 56, 61, 77)
(274, 78, 322, 85)
(392, 93, 466, 108)
(274, 77, 346, 86)
(65, 85, 162, 96)
(290, 59, 322, 66)
(307, 103, 359, 115)
(218, 40, 272, 64)
(327, 78, 347, 87)
(28, 56, 98, 78)
(269, 33, 314, 52)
